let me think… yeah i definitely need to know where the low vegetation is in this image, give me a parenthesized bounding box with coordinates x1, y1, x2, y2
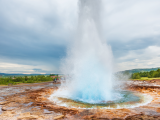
(0, 74, 59, 85)
(131, 69, 160, 79)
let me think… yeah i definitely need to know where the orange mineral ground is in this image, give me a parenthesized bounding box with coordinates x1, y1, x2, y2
(1, 81, 160, 120)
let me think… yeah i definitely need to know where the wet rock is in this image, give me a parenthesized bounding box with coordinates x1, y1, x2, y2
(125, 114, 160, 120)
(1, 107, 15, 111)
(17, 115, 39, 120)
(106, 101, 114, 104)
(8, 83, 13, 86)
(0, 111, 15, 117)
(23, 102, 33, 106)
(43, 109, 52, 114)
(53, 115, 64, 119)
(25, 88, 30, 91)
(158, 92, 160, 95)
(1, 107, 7, 111)
(17, 112, 40, 120)
(44, 105, 79, 115)
(20, 112, 31, 116)
(157, 108, 160, 113)
(0, 101, 8, 105)
(78, 110, 93, 116)
(150, 81, 156, 83)
(112, 118, 123, 120)
(82, 115, 96, 119)
(32, 110, 43, 116)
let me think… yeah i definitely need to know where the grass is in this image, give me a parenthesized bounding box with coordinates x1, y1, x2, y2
(131, 77, 160, 81)
(0, 75, 55, 86)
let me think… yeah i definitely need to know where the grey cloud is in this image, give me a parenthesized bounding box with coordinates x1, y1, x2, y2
(32, 68, 47, 73)
(109, 35, 160, 60)
(104, 0, 160, 42)
(0, 0, 160, 73)
(0, 0, 71, 73)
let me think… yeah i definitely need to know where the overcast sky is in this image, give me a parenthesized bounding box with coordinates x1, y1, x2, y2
(0, 0, 160, 74)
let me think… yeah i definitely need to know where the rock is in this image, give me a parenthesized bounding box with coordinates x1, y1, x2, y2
(125, 114, 160, 120)
(150, 80, 156, 83)
(8, 83, 13, 86)
(53, 115, 64, 119)
(106, 101, 114, 104)
(17, 112, 39, 120)
(1, 107, 15, 111)
(112, 118, 123, 120)
(20, 112, 31, 116)
(1, 107, 7, 111)
(158, 92, 160, 95)
(82, 115, 96, 119)
(25, 88, 31, 91)
(157, 108, 160, 113)
(18, 115, 39, 120)
(43, 109, 52, 114)
(0, 101, 8, 105)
(0, 111, 15, 117)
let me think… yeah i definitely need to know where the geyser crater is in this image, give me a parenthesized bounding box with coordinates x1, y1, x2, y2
(49, 89, 152, 109)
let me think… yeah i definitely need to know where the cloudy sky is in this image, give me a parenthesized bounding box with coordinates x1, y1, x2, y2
(0, 0, 160, 74)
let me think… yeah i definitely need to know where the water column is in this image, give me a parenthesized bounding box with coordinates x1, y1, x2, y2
(60, 0, 114, 103)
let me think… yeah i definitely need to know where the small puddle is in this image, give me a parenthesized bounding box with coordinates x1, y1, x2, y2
(0, 105, 2, 115)
(43, 109, 52, 114)
(20, 95, 25, 98)
(0, 97, 5, 103)
(5, 107, 17, 111)
(23, 102, 33, 107)
(0, 97, 4, 100)
(21, 106, 40, 113)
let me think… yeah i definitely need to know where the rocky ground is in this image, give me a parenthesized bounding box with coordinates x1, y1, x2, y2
(1, 81, 160, 120)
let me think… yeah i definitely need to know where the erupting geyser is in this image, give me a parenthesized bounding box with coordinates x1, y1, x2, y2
(49, 0, 152, 108)
(59, 0, 114, 103)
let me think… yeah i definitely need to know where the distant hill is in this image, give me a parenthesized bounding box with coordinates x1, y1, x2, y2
(121, 67, 160, 74)
(1, 67, 160, 76)
(0, 73, 50, 77)
(0, 73, 5, 75)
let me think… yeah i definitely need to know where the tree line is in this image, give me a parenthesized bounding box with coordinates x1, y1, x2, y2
(131, 69, 160, 79)
(0, 75, 53, 85)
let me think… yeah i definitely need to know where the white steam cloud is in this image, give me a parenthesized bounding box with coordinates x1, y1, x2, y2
(50, 0, 115, 103)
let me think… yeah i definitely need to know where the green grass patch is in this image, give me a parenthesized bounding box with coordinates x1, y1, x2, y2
(131, 77, 160, 81)
(0, 75, 58, 85)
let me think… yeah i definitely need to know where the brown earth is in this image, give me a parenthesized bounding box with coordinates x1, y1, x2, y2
(1, 81, 160, 119)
